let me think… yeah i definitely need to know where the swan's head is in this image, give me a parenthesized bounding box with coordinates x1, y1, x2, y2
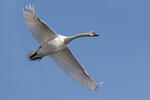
(88, 32, 99, 37)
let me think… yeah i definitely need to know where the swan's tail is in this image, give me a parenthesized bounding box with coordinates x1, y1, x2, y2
(27, 50, 42, 61)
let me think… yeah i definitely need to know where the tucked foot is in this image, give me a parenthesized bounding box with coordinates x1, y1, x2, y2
(27, 49, 42, 61)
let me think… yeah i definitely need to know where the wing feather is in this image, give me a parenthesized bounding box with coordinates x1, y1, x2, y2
(50, 47, 98, 90)
(23, 5, 58, 45)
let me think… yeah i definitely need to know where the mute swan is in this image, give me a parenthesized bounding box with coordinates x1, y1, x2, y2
(23, 4, 100, 90)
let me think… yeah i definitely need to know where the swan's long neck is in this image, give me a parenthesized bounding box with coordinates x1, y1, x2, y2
(64, 33, 91, 44)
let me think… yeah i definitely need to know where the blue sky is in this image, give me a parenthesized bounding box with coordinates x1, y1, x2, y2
(0, 0, 150, 100)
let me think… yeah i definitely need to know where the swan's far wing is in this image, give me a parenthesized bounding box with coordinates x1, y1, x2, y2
(50, 47, 98, 90)
(23, 5, 58, 45)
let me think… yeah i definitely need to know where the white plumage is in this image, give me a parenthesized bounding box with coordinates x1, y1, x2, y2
(23, 4, 100, 90)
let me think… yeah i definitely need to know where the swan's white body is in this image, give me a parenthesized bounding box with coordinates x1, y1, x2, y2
(23, 4, 100, 90)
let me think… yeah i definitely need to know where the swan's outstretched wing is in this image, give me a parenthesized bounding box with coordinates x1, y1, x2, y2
(23, 4, 58, 45)
(50, 47, 98, 90)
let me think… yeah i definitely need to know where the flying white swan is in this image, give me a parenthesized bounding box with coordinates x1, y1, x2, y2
(23, 4, 100, 90)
